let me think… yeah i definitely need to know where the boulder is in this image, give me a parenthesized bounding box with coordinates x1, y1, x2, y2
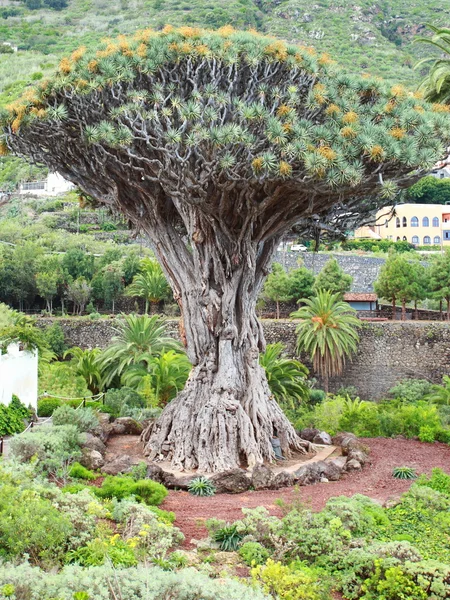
(330, 456, 348, 470)
(146, 463, 167, 484)
(97, 413, 112, 426)
(273, 471, 295, 488)
(294, 463, 323, 485)
(163, 474, 195, 490)
(320, 460, 343, 481)
(210, 469, 251, 494)
(102, 454, 133, 475)
(298, 428, 320, 442)
(348, 448, 368, 465)
(111, 417, 143, 435)
(312, 431, 332, 445)
(82, 432, 106, 455)
(345, 458, 362, 471)
(332, 432, 356, 446)
(80, 448, 104, 471)
(252, 465, 276, 490)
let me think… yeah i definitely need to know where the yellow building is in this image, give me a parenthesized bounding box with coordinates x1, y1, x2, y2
(355, 204, 450, 247)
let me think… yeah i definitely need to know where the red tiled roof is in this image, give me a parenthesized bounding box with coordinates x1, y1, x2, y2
(344, 293, 378, 301)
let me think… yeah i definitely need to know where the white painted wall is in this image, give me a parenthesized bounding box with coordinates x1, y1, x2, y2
(19, 172, 75, 197)
(0, 344, 38, 410)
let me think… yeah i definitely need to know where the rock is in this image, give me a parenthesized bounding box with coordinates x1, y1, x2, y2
(294, 463, 323, 485)
(82, 432, 106, 455)
(252, 465, 276, 490)
(111, 417, 143, 435)
(146, 463, 166, 484)
(298, 428, 320, 442)
(102, 454, 133, 475)
(210, 469, 251, 494)
(321, 460, 343, 481)
(330, 456, 348, 470)
(312, 431, 332, 445)
(97, 413, 112, 426)
(273, 471, 295, 488)
(80, 448, 104, 471)
(332, 432, 356, 446)
(345, 459, 362, 471)
(163, 474, 195, 491)
(348, 449, 368, 465)
(320, 477, 329, 483)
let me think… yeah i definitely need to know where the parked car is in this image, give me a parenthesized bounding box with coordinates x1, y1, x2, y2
(290, 244, 307, 251)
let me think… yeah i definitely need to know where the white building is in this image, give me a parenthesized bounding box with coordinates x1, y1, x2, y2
(430, 146, 450, 179)
(0, 343, 38, 411)
(19, 172, 75, 196)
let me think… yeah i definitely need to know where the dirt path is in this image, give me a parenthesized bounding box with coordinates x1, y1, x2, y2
(161, 438, 450, 545)
(104, 435, 450, 546)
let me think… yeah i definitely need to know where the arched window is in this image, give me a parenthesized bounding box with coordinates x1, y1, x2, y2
(402, 236, 407, 241)
(412, 235, 419, 244)
(396, 236, 401, 242)
(423, 236, 431, 245)
(411, 216, 419, 227)
(433, 217, 439, 227)
(396, 217, 401, 228)
(434, 236, 441, 245)
(402, 216, 407, 227)
(385, 219, 389, 228)
(423, 216, 429, 227)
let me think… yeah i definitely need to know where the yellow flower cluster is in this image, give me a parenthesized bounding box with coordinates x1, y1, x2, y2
(317, 146, 337, 161)
(342, 111, 358, 124)
(325, 104, 340, 116)
(264, 41, 288, 61)
(389, 127, 406, 139)
(278, 161, 292, 176)
(368, 145, 385, 161)
(340, 126, 356, 139)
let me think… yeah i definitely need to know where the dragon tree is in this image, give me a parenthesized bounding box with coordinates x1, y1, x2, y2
(2, 26, 450, 472)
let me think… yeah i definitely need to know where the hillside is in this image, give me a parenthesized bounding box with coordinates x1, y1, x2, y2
(0, 0, 446, 108)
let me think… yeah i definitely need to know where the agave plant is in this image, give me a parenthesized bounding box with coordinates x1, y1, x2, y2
(188, 477, 216, 497)
(214, 523, 243, 551)
(392, 466, 417, 480)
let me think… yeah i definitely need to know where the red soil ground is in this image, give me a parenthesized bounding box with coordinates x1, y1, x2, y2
(161, 438, 450, 546)
(104, 435, 450, 546)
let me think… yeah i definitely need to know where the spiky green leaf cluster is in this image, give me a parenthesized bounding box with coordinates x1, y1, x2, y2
(3, 26, 450, 197)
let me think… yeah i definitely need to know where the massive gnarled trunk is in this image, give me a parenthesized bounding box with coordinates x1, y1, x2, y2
(139, 207, 310, 472)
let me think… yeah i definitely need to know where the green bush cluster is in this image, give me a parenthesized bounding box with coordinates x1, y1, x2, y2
(342, 239, 414, 253)
(52, 405, 99, 433)
(93, 475, 168, 506)
(0, 396, 30, 436)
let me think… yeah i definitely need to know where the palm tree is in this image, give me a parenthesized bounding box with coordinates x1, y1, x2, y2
(291, 290, 360, 393)
(64, 347, 103, 395)
(98, 313, 181, 387)
(125, 258, 171, 314)
(121, 350, 192, 407)
(259, 342, 309, 409)
(416, 25, 450, 103)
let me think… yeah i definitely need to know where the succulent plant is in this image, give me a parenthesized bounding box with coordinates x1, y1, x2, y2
(188, 476, 216, 497)
(392, 466, 418, 480)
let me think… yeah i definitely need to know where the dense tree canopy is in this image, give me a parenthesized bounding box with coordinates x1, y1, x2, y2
(2, 26, 450, 472)
(406, 175, 450, 204)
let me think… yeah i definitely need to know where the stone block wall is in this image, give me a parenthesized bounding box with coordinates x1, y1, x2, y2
(37, 318, 450, 400)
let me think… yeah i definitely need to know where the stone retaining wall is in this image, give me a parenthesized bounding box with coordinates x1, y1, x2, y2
(37, 318, 450, 400)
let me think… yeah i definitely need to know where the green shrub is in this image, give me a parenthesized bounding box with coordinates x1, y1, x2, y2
(308, 389, 326, 405)
(239, 541, 270, 566)
(416, 468, 450, 497)
(67, 536, 138, 567)
(69, 462, 96, 480)
(0, 399, 28, 436)
(360, 560, 427, 600)
(93, 476, 167, 506)
(0, 563, 268, 599)
(9, 425, 83, 477)
(101, 222, 117, 231)
(104, 387, 145, 418)
(43, 323, 66, 358)
(52, 405, 99, 433)
(388, 379, 434, 403)
(37, 397, 61, 416)
(251, 559, 331, 600)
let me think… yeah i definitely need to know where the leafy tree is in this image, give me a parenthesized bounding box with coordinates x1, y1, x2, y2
(99, 313, 180, 388)
(100, 262, 124, 314)
(429, 249, 450, 320)
(409, 261, 428, 320)
(416, 25, 450, 104)
(406, 176, 450, 205)
(67, 277, 92, 315)
(374, 254, 416, 320)
(292, 290, 360, 393)
(313, 257, 352, 298)
(125, 258, 171, 314)
(259, 342, 309, 408)
(3, 27, 448, 472)
(62, 248, 95, 282)
(288, 266, 316, 304)
(262, 263, 293, 319)
(35, 255, 62, 314)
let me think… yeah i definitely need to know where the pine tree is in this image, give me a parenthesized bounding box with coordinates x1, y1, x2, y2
(313, 258, 352, 298)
